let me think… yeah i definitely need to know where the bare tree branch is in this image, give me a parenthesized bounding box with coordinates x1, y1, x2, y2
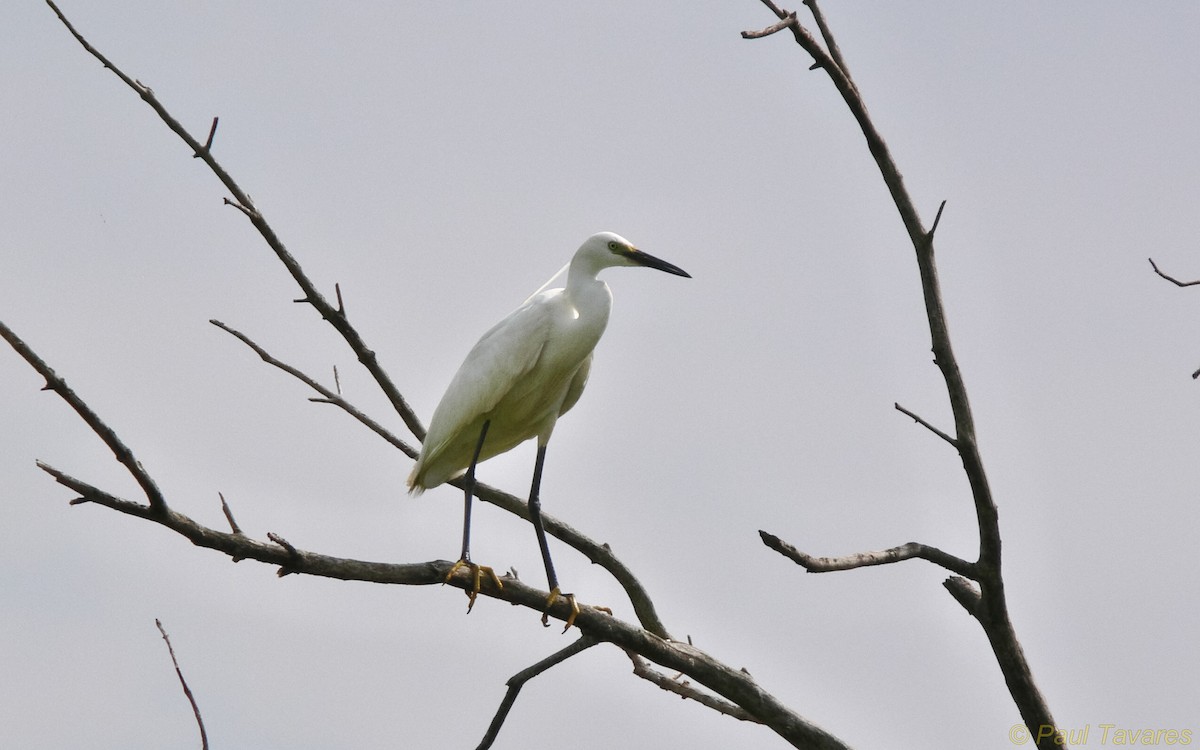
(155, 619, 209, 750)
(741, 12, 796, 41)
(476, 636, 599, 750)
(34, 459, 523, 600)
(210, 319, 419, 460)
(745, 2, 1063, 747)
(1148, 257, 1200, 287)
(27, 454, 851, 750)
(760, 531, 977, 579)
(894, 402, 957, 447)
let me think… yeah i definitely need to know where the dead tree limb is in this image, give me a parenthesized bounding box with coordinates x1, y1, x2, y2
(759, 531, 977, 579)
(0, 319, 168, 513)
(744, 2, 1064, 748)
(45, 0, 423, 443)
(476, 636, 599, 750)
(17, 447, 848, 750)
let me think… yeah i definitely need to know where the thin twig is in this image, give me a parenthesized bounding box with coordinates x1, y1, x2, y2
(1148, 257, 1200, 287)
(476, 636, 599, 750)
(267, 532, 298, 559)
(626, 651, 762, 723)
(802, 0, 851, 82)
(928, 200, 948, 239)
(218, 492, 245, 561)
(218, 492, 242, 535)
(894, 402, 957, 447)
(760, 531, 977, 579)
(194, 116, 218, 158)
(210, 319, 418, 459)
(154, 619, 209, 750)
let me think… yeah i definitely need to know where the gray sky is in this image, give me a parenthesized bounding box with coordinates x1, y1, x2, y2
(3, 2, 1198, 748)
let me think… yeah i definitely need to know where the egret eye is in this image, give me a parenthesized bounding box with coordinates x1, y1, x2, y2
(608, 241, 620, 252)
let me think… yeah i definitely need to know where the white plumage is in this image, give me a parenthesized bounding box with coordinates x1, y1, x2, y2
(406, 231, 690, 627)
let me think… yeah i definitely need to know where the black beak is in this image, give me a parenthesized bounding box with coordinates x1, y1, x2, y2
(626, 248, 691, 278)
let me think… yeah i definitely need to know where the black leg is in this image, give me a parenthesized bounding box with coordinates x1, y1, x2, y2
(529, 443, 578, 630)
(528, 443, 559, 592)
(459, 419, 490, 564)
(446, 421, 501, 614)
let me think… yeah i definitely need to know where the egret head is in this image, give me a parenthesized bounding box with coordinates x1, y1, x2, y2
(574, 231, 691, 279)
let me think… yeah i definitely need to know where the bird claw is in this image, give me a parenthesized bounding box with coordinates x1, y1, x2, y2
(542, 587, 581, 632)
(444, 559, 503, 613)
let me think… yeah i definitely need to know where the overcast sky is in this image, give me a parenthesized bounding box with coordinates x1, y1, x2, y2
(3, 2, 1198, 749)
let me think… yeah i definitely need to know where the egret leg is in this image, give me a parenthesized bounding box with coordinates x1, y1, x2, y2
(529, 443, 579, 631)
(445, 420, 502, 611)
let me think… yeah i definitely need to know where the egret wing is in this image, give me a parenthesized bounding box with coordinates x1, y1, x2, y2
(413, 292, 557, 487)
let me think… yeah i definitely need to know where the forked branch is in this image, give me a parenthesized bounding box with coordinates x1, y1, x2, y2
(744, 2, 1062, 747)
(44, 0, 423, 442)
(210, 319, 419, 460)
(0, 319, 167, 513)
(476, 636, 599, 750)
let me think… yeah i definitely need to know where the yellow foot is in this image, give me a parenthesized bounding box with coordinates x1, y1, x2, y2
(444, 559, 503, 613)
(542, 586, 581, 633)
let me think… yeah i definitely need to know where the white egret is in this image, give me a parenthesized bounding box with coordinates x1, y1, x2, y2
(407, 231, 690, 628)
